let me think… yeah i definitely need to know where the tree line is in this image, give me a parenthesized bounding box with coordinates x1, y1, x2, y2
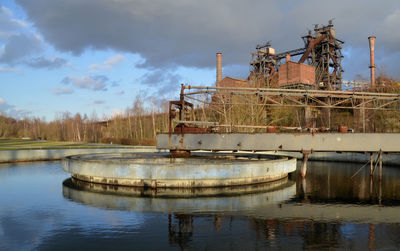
(0, 97, 170, 145)
(1, 76, 400, 145)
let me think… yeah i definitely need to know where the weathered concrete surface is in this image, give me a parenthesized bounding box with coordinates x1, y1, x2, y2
(157, 133, 400, 152)
(62, 152, 297, 188)
(63, 177, 296, 210)
(63, 176, 294, 198)
(0, 146, 157, 163)
(63, 177, 400, 224)
(264, 151, 400, 166)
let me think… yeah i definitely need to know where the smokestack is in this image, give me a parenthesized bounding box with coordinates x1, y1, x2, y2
(368, 36, 376, 88)
(286, 54, 291, 62)
(216, 53, 222, 84)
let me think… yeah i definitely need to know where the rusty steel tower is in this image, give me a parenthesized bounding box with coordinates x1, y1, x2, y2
(250, 20, 344, 90)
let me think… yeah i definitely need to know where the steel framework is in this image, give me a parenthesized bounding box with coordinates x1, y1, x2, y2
(167, 85, 400, 133)
(249, 21, 344, 90)
(183, 86, 400, 111)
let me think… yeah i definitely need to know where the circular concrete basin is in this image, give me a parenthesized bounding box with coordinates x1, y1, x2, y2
(62, 177, 296, 213)
(62, 152, 296, 188)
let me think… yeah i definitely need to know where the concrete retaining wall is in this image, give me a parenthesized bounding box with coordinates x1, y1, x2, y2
(264, 151, 400, 166)
(0, 146, 157, 163)
(63, 152, 297, 188)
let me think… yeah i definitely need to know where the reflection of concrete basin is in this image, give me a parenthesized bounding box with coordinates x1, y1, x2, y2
(62, 177, 296, 213)
(62, 152, 296, 188)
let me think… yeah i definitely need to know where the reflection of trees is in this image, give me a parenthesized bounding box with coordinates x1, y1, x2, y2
(294, 161, 400, 205)
(167, 214, 234, 249)
(168, 214, 194, 250)
(249, 219, 344, 249)
(301, 222, 342, 249)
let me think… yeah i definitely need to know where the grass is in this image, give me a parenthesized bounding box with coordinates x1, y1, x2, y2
(0, 138, 135, 150)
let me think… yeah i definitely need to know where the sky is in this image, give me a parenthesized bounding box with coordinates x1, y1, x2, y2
(1, 0, 400, 121)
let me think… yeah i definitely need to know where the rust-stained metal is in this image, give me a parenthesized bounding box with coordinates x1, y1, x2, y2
(368, 36, 376, 88)
(168, 85, 195, 133)
(183, 86, 400, 111)
(338, 125, 348, 133)
(249, 21, 344, 90)
(298, 34, 327, 64)
(267, 125, 277, 133)
(173, 123, 211, 133)
(170, 150, 191, 158)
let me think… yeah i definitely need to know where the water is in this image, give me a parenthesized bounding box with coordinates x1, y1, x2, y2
(1, 160, 400, 250)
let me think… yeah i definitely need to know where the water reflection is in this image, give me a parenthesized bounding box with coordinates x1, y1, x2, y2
(63, 170, 400, 224)
(293, 161, 400, 206)
(62, 177, 296, 214)
(61, 161, 400, 250)
(2, 161, 400, 250)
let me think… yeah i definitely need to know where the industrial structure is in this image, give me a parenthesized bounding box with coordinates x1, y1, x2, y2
(249, 20, 344, 90)
(158, 21, 400, 179)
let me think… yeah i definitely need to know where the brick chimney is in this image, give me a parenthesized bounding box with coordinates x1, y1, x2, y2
(216, 53, 222, 84)
(368, 36, 376, 88)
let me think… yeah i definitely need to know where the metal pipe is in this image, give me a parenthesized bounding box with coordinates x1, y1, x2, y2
(216, 53, 222, 83)
(368, 36, 376, 88)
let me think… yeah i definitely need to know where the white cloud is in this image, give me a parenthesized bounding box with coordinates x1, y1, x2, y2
(0, 6, 26, 39)
(0, 6, 44, 65)
(62, 75, 108, 91)
(14, 0, 400, 79)
(51, 87, 74, 95)
(0, 97, 32, 118)
(89, 54, 125, 71)
(0, 66, 20, 72)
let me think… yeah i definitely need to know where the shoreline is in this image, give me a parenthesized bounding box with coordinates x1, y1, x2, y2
(1, 147, 399, 166)
(0, 146, 157, 163)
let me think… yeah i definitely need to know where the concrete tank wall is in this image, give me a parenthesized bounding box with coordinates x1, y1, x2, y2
(0, 146, 157, 163)
(63, 153, 297, 188)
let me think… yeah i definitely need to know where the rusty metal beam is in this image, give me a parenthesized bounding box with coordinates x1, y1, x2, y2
(182, 86, 400, 111)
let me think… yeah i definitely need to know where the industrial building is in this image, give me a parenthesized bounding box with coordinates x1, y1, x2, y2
(217, 21, 345, 90)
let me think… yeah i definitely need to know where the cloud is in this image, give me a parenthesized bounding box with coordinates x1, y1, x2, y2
(14, 0, 400, 79)
(140, 69, 181, 87)
(25, 56, 67, 69)
(0, 98, 32, 118)
(0, 6, 64, 70)
(61, 76, 71, 85)
(51, 87, 74, 95)
(0, 98, 13, 111)
(139, 69, 182, 97)
(61, 75, 108, 91)
(0, 66, 20, 72)
(0, 33, 42, 64)
(115, 90, 124, 95)
(89, 54, 125, 71)
(15, 0, 280, 69)
(93, 99, 105, 104)
(0, 6, 27, 39)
